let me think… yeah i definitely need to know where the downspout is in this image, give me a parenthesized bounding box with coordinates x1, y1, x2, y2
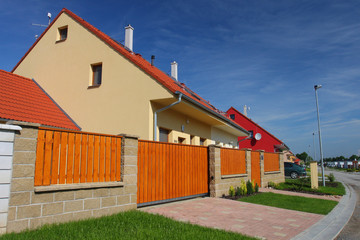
(153, 93, 183, 141)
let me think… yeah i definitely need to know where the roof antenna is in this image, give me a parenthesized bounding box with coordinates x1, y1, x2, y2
(32, 12, 51, 39)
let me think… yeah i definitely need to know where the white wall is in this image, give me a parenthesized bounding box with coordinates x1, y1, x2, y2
(0, 124, 21, 234)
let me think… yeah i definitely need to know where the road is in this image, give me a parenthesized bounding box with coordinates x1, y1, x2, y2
(326, 170, 360, 240)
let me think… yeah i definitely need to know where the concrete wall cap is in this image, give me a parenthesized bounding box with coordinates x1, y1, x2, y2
(208, 144, 221, 148)
(0, 123, 22, 131)
(6, 120, 40, 128)
(117, 134, 140, 139)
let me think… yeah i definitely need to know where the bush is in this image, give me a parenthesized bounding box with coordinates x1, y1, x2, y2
(268, 181, 277, 188)
(235, 187, 241, 196)
(254, 183, 259, 193)
(240, 180, 247, 196)
(328, 173, 335, 182)
(229, 185, 235, 197)
(246, 180, 254, 195)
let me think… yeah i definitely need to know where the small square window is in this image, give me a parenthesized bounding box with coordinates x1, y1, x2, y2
(58, 26, 68, 41)
(92, 63, 102, 86)
(230, 114, 235, 120)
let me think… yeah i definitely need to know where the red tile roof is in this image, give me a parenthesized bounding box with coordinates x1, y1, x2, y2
(12, 8, 246, 133)
(0, 70, 80, 130)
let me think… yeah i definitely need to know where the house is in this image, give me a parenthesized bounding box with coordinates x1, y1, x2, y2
(0, 69, 79, 130)
(12, 8, 248, 147)
(226, 106, 289, 152)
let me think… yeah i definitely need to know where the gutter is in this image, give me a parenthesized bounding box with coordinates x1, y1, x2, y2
(153, 93, 183, 141)
(175, 91, 249, 136)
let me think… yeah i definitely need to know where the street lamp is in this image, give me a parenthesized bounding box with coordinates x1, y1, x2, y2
(314, 85, 325, 186)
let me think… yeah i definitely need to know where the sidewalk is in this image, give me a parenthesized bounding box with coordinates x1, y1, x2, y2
(291, 181, 356, 240)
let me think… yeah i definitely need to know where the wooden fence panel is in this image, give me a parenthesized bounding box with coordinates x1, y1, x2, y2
(251, 151, 261, 187)
(220, 148, 246, 175)
(137, 141, 208, 205)
(34, 128, 122, 186)
(264, 152, 280, 172)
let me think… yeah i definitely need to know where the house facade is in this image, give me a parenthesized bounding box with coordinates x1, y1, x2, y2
(226, 107, 289, 152)
(13, 8, 248, 148)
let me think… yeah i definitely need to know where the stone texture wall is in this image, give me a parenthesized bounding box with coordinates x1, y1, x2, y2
(210, 147, 285, 197)
(6, 123, 138, 233)
(209, 146, 251, 197)
(261, 152, 285, 187)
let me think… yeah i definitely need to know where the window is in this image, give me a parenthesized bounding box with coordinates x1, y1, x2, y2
(249, 130, 254, 138)
(57, 26, 68, 41)
(159, 128, 169, 142)
(91, 63, 102, 86)
(230, 114, 235, 120)
(200, 138, 206, 146)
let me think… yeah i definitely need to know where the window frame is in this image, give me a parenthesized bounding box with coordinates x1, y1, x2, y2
(90, 63, 102, 87)
(56, 26, 68, 42)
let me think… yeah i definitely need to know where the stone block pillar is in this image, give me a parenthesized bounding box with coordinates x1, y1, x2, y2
(244, 149, 252, 180)
(120, 134, 139, 207)
(208, 145, 221, 197)
(258, 150, 265, 187)
(310, 161, 318, 189)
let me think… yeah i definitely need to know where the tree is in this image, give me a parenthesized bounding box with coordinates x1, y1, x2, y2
(349, 155, 359, 161)
(296, 152, 312, 161)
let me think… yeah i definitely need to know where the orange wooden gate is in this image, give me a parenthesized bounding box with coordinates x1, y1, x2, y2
(251, 151, 261, 187)
(137, 140, 208, 206)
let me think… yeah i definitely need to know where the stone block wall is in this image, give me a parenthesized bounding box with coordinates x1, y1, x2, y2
(6, 122, 138, 233)
(210, 147, 285, 197)
(209, 146, 251, 197)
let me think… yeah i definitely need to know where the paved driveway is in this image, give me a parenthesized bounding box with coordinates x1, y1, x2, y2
(141, 197, 323, 240)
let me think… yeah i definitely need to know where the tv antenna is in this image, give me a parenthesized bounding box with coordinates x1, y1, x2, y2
(32, 12, 51, 39)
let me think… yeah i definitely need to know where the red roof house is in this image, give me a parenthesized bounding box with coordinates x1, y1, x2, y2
(0, 70, 80, 130)
(226, 107, 289, 152)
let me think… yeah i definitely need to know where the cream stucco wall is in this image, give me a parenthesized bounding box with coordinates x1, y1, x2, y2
(14, 12, 244, 145)
(14, 13, 173, 140)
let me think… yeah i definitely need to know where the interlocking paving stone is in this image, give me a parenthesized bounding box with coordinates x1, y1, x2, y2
(141, 197, 323, 240)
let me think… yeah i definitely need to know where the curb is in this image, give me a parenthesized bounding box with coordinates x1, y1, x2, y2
(291, 181, 356, 240)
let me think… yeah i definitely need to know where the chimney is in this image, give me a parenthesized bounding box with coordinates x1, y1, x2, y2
(171, 61, 178, 81)
(243, 105, 247, 117)
(125, 25, 134, 51)
(151, 55, 155, 66)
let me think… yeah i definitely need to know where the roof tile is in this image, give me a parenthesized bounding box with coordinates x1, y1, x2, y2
(0, 70, 80, 130)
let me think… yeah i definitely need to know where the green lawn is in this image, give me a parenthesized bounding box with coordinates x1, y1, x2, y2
(275, 178, 345, 196)
(0, 210, 256, 240)
(238, 192, 338, 215)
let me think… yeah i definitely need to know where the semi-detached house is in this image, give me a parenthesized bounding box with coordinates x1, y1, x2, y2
(12, 8, 248, 147)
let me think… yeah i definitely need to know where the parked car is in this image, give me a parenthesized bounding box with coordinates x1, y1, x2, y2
(284, 162, 307, 179)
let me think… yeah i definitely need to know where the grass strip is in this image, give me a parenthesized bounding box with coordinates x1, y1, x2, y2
(238, 192, 338, 215)
(0, 210, 256, 240)
(275, 179, 345, 196)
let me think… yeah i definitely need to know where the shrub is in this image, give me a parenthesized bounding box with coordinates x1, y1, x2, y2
(268, 181, 276, 188)
(246, 180, 254, 195)
(240, 180, 247, 196)
(328, 173, 335, 182)
(235, 187, 241, 196)
(229, 185, 235, 197)
(254, 183, 259, 193)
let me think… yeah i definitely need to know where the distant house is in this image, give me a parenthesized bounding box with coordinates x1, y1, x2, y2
(0, 70, 79, 130)
(226, 106, 289, 152)
(12, 8, 248, 147)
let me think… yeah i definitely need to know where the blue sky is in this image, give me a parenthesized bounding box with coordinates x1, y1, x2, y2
(1, 0, 359, 158)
